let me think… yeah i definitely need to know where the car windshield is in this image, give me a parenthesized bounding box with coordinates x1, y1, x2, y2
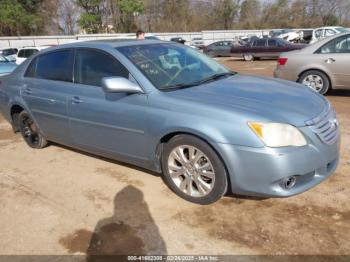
(0, 55, 8, 62)
(117, 43, 233, 90)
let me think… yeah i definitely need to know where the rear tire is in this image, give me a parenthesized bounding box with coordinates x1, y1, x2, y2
(243, 54, 254, 61)
(18, 111, 48, 149)
(161, 135, 228, 205)
(299, 70, 330, 95)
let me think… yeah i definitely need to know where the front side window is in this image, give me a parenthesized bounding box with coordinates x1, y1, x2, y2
(74, 49, 129, 87)
(317, 36, 350, 54)
(268, 39, 277, 47)
(25, 50, 74, 82)
(117, 43, 232, 90)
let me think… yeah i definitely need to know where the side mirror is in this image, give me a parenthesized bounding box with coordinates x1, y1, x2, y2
(101, 77, 143, 94)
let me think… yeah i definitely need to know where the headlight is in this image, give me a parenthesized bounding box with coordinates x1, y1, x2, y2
(248, 122, 307, 147)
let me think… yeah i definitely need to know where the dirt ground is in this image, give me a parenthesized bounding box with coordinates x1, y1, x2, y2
(0, 58, 349, 257)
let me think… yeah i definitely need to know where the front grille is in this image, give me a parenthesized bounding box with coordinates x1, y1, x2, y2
(305, 105, 339, 145)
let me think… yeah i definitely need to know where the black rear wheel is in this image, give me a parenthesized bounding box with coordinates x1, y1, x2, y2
(18, 111, 48, 149)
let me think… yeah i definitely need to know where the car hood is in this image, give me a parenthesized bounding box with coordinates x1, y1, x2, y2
(165, 74, 328, 127)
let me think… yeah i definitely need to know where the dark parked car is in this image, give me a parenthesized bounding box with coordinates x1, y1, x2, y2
(170, 37, 186, 44)
(204, 41, 233, 57)
(231, 38, 307, 61)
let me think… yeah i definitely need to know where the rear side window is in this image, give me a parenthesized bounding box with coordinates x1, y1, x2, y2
(18, 49, 39, 58)
(25, 50, 74, 82)
(74, 49, 129, 87)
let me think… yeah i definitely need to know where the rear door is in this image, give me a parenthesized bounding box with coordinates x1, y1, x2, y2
(252, 39, 267, 58)
(266, 39, 281, 58)
(22, 49, 74, 142)
(315, 35, 350, 88)
(68, 48, 150, 161)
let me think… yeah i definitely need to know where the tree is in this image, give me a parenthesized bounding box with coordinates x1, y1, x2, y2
(117, 0, 144, 32)
(77, 0, 104, 33)
(213, 0, 240, 30)
(0, 0, 43, 36)
(239, 0, 261, 29)
(58, 0, 80, 35)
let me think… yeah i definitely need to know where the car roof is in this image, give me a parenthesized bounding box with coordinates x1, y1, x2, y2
(314, 26, 345, 30)
(36, 39, 167, 54)
(18, 46, 52, 50)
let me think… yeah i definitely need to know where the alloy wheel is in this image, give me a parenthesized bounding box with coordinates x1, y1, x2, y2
(302, 74, 324, 92)
(167, 145, 215, 197)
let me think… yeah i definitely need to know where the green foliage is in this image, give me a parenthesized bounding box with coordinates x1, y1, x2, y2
(0, 0, 43, 36)
(76, 0, 103, 33)
(117, 0, 144, 32)
(118, 0, 144, 14)
(78, 13, 102, 34)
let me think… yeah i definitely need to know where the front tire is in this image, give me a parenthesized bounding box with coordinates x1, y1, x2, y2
(161, 135, 228, 205)
(299, 70, 330, 95)
(18, 111, 48, 149)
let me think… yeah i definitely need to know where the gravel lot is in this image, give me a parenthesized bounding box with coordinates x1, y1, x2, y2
(0, 58, 349, 256)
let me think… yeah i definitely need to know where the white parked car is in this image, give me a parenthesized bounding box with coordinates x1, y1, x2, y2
(191, 37, 205, 49)
(270, 29, 302, 43)
(310, 26, 348, 44)
(0, 48, 18, 61)
(16, 46, 51, 65)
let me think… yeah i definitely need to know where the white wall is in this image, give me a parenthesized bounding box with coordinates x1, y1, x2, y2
(0, 29, 299, 48)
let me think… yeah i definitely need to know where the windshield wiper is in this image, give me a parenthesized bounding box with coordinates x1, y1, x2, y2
(197, 72, 236, 85)
(160, 72, 236, 91)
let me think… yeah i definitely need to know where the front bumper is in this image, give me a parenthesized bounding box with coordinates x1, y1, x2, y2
(214, 126, 340, 197)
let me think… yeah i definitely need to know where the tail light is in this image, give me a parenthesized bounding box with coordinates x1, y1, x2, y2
(278, 58, 288, 66)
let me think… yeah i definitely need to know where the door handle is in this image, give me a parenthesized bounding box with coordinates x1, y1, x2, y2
(71, 96, 83, 104)
(48, 99, 56, 104)
(325, 58, 336, 64)
(23, 88, 32, 95)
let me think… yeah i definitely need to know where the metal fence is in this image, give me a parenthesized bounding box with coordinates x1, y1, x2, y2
(0, 29, 287, 49)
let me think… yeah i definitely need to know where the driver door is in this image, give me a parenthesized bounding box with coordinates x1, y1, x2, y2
(68, 48, 150, 161)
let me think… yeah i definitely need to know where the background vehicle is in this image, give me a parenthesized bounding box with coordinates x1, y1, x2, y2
(170, 37, 186, 44)
(204, 41, 233, 57)
(270, 29, 302, 43)
(310, 26, 348, 44)
(191, 37, 205, 49)
(0, 48, 18, 61)
(16, 46, 51, 65)
(0, 40, 339, 204)
(0, 55, 17, 76)
(274, 32, 350, 95)
(231, 37, 306, 61)
(145, 34, 161, 40)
